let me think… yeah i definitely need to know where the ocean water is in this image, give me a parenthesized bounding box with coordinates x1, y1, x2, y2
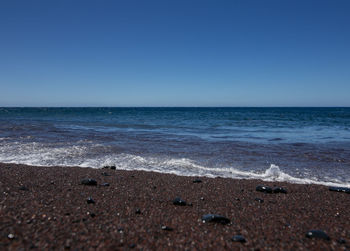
(0, 107, 349, 187)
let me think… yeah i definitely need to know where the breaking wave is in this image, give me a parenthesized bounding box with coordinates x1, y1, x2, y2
(0, 141, 348, 188)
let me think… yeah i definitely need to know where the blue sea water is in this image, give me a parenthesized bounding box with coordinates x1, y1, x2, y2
(0, 107, 349, 186)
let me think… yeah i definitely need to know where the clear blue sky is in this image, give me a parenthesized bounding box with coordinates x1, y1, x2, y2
(1, 0, 349, 107)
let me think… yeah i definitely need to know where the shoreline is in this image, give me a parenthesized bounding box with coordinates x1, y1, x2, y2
(1, 163, 349, 250)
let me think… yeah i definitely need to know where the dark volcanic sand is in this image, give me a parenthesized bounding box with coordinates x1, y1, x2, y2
(1, 163, 349, 250)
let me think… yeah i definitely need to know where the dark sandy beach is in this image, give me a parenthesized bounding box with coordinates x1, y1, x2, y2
(1, 163, 349, 250)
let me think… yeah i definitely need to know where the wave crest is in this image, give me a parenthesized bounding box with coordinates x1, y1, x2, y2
(0, 142, 348, 187)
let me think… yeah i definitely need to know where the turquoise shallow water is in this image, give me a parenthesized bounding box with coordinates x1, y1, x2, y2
(0, 107, 349, 186)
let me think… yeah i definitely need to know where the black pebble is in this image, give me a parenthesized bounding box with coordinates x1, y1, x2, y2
(255, 198, 264, 203)
(129, 243, 136, 248)
(232, 235, 246, 243)
(90, 213, 96, 217)
(135, 209, 141, 214)
(103, 165, 116, 170)
(101, 172, 110, 176)
(329, 186, 350, 194)
(305, 230, 330, 240)
(202, 214, 230, 225)
(100, 183, 110, 187)
(273, 187, 287, 193)
(256, 185, 273, 193)
(337, 238, 346, 244)
(161, 225, 173, 231)
(87, 197, 95, 204)
(173, 197, 187, 206)
(81, 179, 97, 186)
(19, 186, 29, 191)
(193, 179, 202, 183)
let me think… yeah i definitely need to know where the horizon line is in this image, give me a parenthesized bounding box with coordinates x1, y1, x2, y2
(1, 106, 350, 108)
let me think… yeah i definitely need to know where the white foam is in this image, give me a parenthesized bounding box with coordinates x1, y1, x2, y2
(0, 142, 349, 188)
(63, 153, 350, 187)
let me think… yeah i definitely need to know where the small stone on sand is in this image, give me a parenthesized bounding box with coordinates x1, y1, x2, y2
(173, 197, 187, 206)
(202, 214, 230, 224)
(305, 230, 330, 240)
(81, 179, 97, 186)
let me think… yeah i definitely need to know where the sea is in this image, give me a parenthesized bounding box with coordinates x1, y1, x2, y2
(0, 107, 349, 187)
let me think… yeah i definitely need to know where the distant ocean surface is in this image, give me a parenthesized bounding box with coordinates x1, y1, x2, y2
(0, 107, 349, 187)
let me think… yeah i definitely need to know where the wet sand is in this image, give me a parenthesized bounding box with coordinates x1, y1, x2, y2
(0, 163, 349, 250)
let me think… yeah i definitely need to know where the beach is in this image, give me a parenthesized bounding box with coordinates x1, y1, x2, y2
(1, 163, 349, 250)
(2, 0, 350, 249)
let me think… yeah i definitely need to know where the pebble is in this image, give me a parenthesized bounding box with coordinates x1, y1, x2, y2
(337, 238, 346, 244)
(305, 230, 330, 240)
(273, 187, 288, 193)
(81, 179, 97, 186)
(103, 165, 116, 170)
(19, 186, 29, 191)
(29, 243, 37, 249)
(202, 214, 230, 225)
(255, 198, 264, 203)
(161, 225, 173, 231)
(256, 185, 273, 193)
(193, 179, 202, 183)
(87, 197, 95, 204)
(100, 183, 110, 187)
(135, 209, 141, 214)
(101, 172, 110, 176)
(8, 233, 15, 239)
(232, 235, 246, 243)
(329, 186, 350, 194)
(173, 197, 187, 206)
